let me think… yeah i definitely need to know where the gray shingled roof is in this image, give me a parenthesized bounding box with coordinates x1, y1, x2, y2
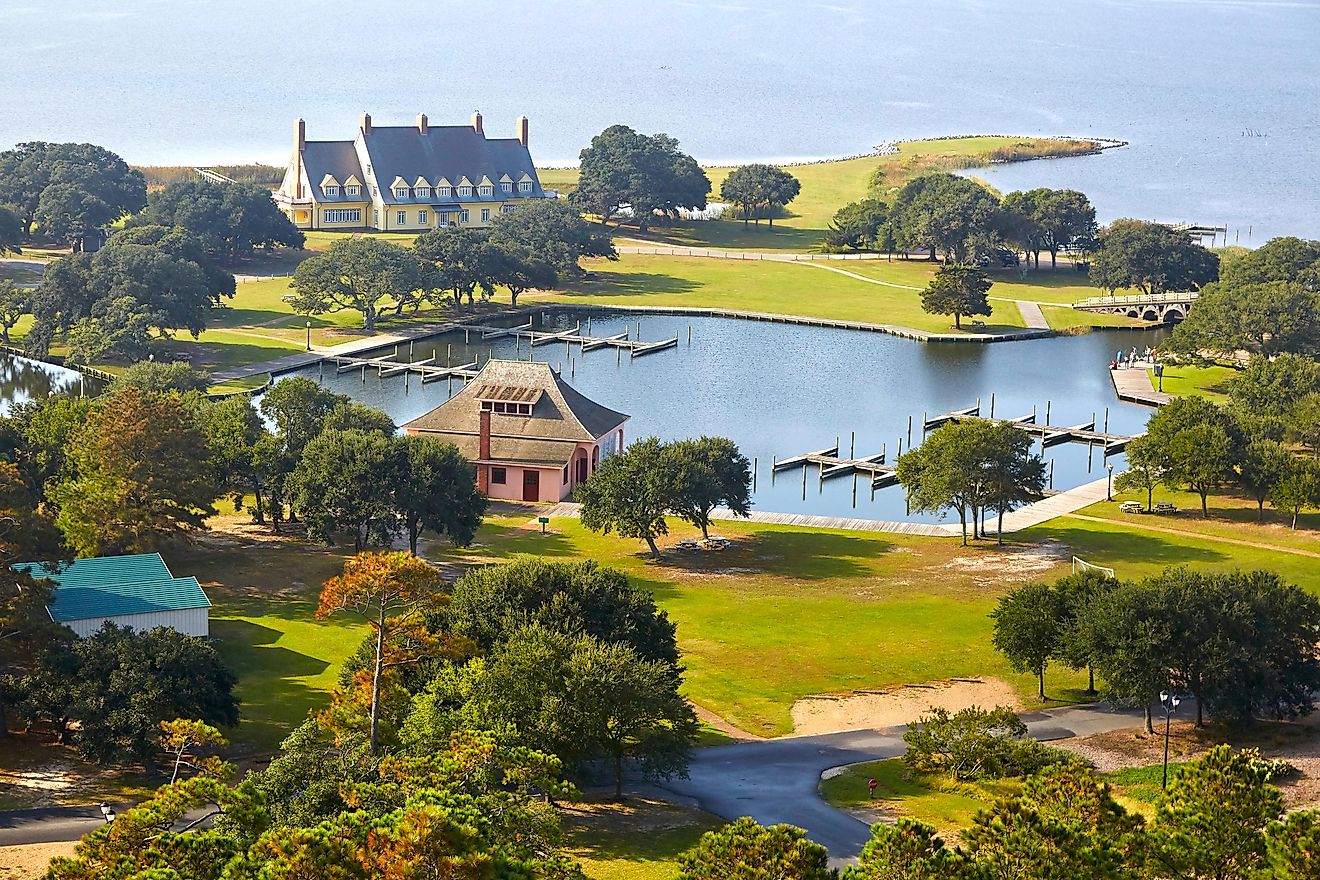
(301, 141, 366, 202)
(404, 361, 628, 449)
(361, 126, 544, 205)
(422, 432, 581, 468)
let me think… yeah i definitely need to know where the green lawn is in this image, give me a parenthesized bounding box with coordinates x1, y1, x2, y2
(563, 798, 722, 880)
(819, 758, 1019, 831)
(535, 253, 1026, 334)
(1145, 363, 1238, 402)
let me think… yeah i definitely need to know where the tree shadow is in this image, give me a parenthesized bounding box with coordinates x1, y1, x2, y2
(1035, 524, 1233, 568)
(209, 618, 337, 752)
(558, 272, 700, 299)
(655, 529, 884, 583)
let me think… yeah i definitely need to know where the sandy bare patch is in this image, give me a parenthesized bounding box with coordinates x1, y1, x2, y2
(939, 540, 1071, 584)
(0, 841, 77, 879)
(792, 678, 1024, 735)
(1053, 716, 1320, 810)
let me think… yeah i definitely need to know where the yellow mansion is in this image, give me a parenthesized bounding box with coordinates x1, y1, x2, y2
(276, 112, 548, 232)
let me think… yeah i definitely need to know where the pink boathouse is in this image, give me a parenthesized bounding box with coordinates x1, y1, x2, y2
(402, 359, 629, 502)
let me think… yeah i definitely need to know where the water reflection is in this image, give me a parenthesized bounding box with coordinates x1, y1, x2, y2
(0, 353, 94, 415)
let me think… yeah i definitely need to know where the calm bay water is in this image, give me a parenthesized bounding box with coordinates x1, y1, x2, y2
(2, 0, 1317, 237)
(283, 313, 1163, 522)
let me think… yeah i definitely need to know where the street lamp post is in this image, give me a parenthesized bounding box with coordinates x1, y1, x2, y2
(305, 320, 312, 351)
(1160, 690, 1181, 789)
(1106, 464, 1114, 501)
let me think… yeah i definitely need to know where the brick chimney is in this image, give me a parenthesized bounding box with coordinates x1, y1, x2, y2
(516, 115, 529, 147)
(417, 113, 428, 135)
(293, 118, 305, 199)
(471, 110, 484, 136)
(476, 409, 492, 493)
(359, 112, 372, 135)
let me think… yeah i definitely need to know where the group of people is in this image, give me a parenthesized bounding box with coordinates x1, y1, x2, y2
(1113, 345, 1156, 369)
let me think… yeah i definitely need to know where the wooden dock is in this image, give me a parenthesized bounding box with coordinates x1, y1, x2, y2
(326, 354, 479, 383)
(924, 402, 1140, 454)
(1110, 364, 1172, 407)
(773, 444, 899, 488)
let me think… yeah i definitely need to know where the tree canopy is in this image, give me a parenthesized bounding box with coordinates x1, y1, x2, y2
(1219, 235, 1320, 290)
(719, 164, 801, 227)
(920, 263, 993, 329)
(1000, 187, 1097, 267)
(577, 436, 682, 558)
(891, 173, 1001, 263)
(1166, 280, 1320, 359)
(570, 125, 709, 230)
(0, 141, 146, 247)
(486, 197, 617, 276)
(1089, 219, 1220, 295)
(137, 177, 304, 261)
(290, 237, 439, 329)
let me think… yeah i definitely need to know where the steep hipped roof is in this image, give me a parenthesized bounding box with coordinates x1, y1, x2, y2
(302, 141, 365, 202)
(13, 553, 211, 622)
(404, 360, 628, 445)
(360, 125, 543, 204)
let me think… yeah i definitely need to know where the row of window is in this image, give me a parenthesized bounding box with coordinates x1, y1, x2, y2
(322, 185, 361, 198)
(388, 180, 532, 200)
(479, 400, 534, 415)
(322, 208, 361, 224)
(324, 205, 516, 227)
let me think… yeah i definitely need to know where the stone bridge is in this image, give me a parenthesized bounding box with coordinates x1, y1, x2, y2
(1071, 292, 1198, 323)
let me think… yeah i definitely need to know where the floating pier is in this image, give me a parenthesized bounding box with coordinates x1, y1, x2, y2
(326, 354, 479, 383)
(772, 443, 899, 489)
(924, 402, 1140, 454)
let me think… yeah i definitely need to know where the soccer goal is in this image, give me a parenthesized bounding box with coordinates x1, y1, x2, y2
(1072, 556, 1116, 578)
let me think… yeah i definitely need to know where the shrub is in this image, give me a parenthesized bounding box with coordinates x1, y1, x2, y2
(903, 705, 1073, 781)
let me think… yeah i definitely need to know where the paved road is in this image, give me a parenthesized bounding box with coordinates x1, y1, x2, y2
(0, 804, 118, 846)
(659, 703, 1146, 866)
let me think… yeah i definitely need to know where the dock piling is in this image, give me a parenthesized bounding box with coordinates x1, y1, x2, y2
(990, 392, 995, 418)
(852, 471, 858, 508)
(687, 325, 692, 346)
(907, 415, 912, 448)
(849, 431, 855, 460)
(1045, 400, 1051, 425)
(1049, 459, 1055, 490)
(753, 457, 758, 492)
(1103, 407, 1109, 434)
(801, 463, 807, 499)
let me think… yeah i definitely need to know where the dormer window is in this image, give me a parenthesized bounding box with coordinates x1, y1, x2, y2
(518, 180, 533, 193)
(345, 184, 361, 197)
(393, 187, 409, 199)
(500, 181, 512, 194)
(478, 184, 493, 197)
(324, 185, 340, 197)
(436, 185, 452, 199)
(415, 186, 431, 199)
(458, 185, 473, 198)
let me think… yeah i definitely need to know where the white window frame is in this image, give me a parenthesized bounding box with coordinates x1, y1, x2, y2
(438, 213, 450, 227)
(501, 204, 516, 214)
(459, 209, 469, 224)
(415, 186, 431, 199)
(322, 208, 361, 224)
(500, 181, 512, 194)
(458, 185, 472, 198)
(480, 208, 491, 222)
(478, 184, 493, 197)
(518, 180, 533, 193)
(418, 209, 428, 224)
(393, 187, 409, 199)
(396, 210, 407, 225)
(345, 185, 361, 197)
(436, 186, 451, 199)
(324, 185, 340, 197)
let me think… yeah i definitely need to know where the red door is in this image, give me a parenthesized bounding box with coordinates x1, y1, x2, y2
(522, 469, 540, 502)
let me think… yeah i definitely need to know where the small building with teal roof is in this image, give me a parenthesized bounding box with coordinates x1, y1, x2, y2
(13, 553, 211, 638)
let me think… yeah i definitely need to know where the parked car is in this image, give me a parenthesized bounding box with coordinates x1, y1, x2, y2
(1119, 501, 1144, 514)
(1154, 502, 1178, 514)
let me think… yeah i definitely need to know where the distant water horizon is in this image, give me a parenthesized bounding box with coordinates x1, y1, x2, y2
(2, 0, 1317, 238)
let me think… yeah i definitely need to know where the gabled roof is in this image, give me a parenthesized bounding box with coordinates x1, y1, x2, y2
(320, 173, 340, 187)
(300, 141, 364, 202)
(404, 360, 628, 446)
(14, 553, 211, 622)
(360, 124, 543, 205)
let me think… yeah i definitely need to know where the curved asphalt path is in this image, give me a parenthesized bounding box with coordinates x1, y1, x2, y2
(658, 702, 1147, 867)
